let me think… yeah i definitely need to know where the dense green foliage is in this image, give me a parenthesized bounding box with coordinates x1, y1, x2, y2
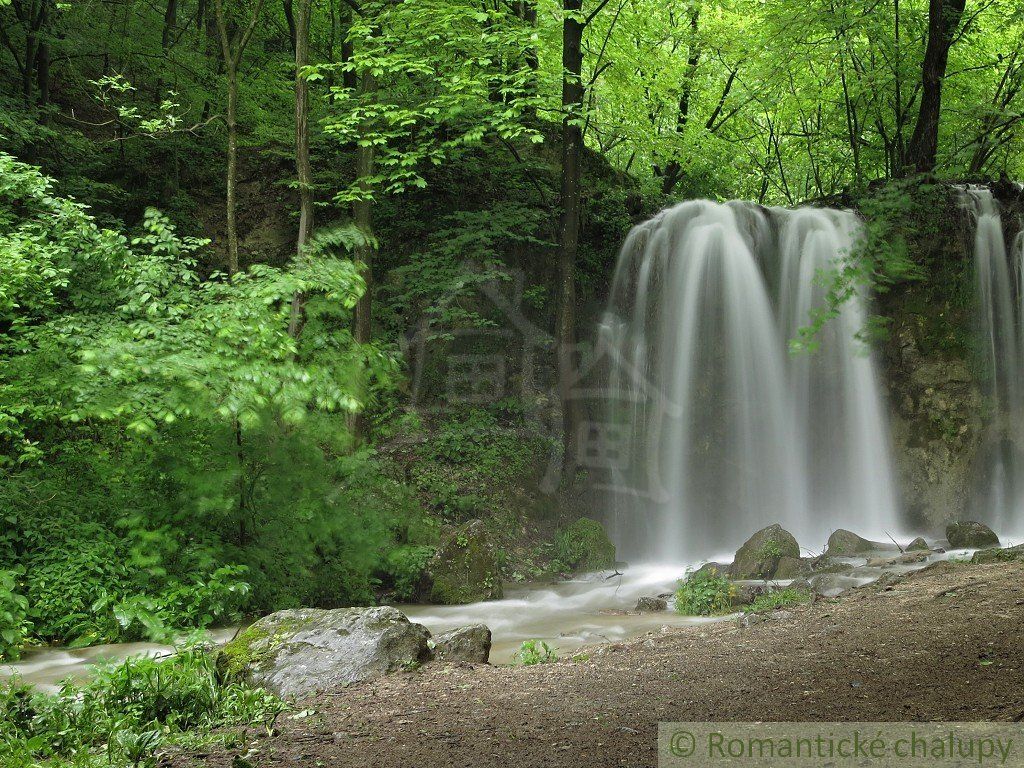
(674, 569, 736, 616)
(1, 0, 1021, 676)
(0, 648, 283, 767)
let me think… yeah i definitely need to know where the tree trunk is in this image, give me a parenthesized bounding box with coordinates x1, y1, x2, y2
(660, 6, 700, 196)
(557, 0, 585, 476)
(283, 0, 297, 53)
(288, 0, 313, 337)
(904, 0, 967, 174)
(353, 70, 378, 348)
(225, 63, 241, 275)
(161, 0, 178, 50)
(350, 70, 377, 443)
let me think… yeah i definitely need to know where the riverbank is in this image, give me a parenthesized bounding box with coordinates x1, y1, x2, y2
(167, 559, 1024, 768)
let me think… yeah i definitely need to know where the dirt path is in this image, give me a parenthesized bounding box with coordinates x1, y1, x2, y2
(171, 561, 1024, 768)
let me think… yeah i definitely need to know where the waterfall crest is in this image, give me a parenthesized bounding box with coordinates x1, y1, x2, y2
(599, 200, 900, 562)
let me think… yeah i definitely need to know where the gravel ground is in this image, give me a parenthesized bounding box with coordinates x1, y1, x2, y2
(167, 560, 1024, 768)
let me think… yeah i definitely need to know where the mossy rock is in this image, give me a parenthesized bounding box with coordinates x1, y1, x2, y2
(824, 529, 888, 557)
(906, 536, 930, 551)
(970, 544, 1024, 564)
(946, 521, 999, 549)
(728, 524, 800, 579)
(427, 520, 503, 604)
(217, 607, 432, 698)
(553, 517, 616, 572)
(773, 556, 809, 579)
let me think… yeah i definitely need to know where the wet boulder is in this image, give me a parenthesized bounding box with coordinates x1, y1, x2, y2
(432, 624, 492, 663)
(553, 517, 617, 572)
(635, 596, 668, 612)
(427, 520, 503, 604)
(774, 556, 810, 579)
(217, 607, 432, 698)
(824, 529, 888, 557)
(810, 573, 854, 597)
(945, 521, 999, 549)
(789, 577, 813, 593)
(728, 524, 800, 579)
(692, 562, 728, 580)
(730, 583, 769, 607)
(906, 536, 930, 551)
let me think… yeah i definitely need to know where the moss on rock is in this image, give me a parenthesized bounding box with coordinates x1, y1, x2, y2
(553, 518, 616, 572)
(427, 520, 503, 604)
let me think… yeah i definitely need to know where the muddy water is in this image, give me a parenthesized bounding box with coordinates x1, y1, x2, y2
(3, 541, 1010, 691)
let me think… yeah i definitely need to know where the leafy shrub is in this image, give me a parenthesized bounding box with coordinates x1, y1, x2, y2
(674, 569, 736, 616)
(384, 545, 436, 601)
(24, 534, 137, 646)
(0, 646, 284, 768)
(0, 569, 29, 661)
(512, 639, 558, 666)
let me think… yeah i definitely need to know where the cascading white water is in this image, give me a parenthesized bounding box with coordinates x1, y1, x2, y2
(962, 188, 1024, 536)
(599, 200, 901, 562)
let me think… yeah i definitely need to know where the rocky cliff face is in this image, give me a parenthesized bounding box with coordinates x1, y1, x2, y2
(878, 182, 1023, 529)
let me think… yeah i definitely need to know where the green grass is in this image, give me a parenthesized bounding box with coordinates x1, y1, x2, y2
(741, 588, 811, 614)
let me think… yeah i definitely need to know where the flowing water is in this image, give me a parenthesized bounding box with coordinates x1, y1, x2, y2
(962, 188, 1024, 536)
(599, 201, 900, 561)
(7, 546, 991, 690)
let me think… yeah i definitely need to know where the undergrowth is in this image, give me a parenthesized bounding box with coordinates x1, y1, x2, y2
(0, 646, 283, 768)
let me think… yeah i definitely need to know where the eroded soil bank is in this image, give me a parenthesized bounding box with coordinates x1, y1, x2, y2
(168, 560, 1024, 768)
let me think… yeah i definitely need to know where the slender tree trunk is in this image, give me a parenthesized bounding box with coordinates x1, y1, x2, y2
(161, 0, 178, 49)
(904, 0, 966, 174)
(288, 0, 314, 337)
(225, 64, 241, 275)
(214, 0, 266, 275)
(283, 0, 297, 53)
(661, 6, 700, 196)
(350, 70, 377, 443)
(557, 0, 585, 475)
(353, 69, 377, 348)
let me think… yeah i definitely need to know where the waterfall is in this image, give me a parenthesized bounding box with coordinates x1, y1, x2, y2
(962, 188, 1024, 536)
(599, 200, 900, 562)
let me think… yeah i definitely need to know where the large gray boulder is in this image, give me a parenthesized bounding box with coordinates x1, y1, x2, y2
(824, 529, 888, 557)
(728, 524, 800, 579)
(945, 521, 999, 549)
(906, 536, 930, 551)
(217, 607, 432, 698)
(432, 624, 492, 663)
(427, 520, 503, 604)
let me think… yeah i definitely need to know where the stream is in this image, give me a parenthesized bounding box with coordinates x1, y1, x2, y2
(2, 541, 1010, 693)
